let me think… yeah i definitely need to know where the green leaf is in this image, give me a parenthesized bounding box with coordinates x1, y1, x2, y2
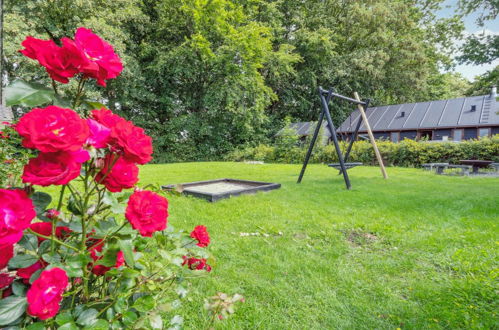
(82, 100, 107, 111)
(68, 219, 83, 233)
(76, 308, 98, 326)
(31, 192, 52, 216)
(0, 297, 27, 326)
(5, 80, 55, 107)
(96, 245, 120, 267)
(102, 193, 125, 214)
(122, 310, 137, 326)
(11, 282, 27, 297)
(64, 254, 91, 277)
(105, 307, 115, 321)
(26, 322, 45, 330)
(83, 319, 109, 330)
(133, 295, 155, 313)
(53, 95, 72, 108)
(67, 197, 82, 216)
(8, 254, 38, 269)
(66, 254, 92, 269)
(118, 240, 135, 268)
(29, 269, 42, 284)
(55, 311, 74, 325)
(37, 240, 51, 255)
(94, 217, 118, 237)
(58, 322, 79, 330)
(41, 253, 61, 264)
(18, 235, 38, 252)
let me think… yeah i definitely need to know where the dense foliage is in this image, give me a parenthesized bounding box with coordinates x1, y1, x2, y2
(2, 0, 488, 161)
(227, 135, 499, 167)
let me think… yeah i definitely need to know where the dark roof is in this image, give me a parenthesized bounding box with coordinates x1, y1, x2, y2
(338, 93, 499, 133)
(277, 121, 332, 137)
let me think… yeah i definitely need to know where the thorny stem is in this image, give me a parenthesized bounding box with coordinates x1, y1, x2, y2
(51, 79, 59, 96)
(27, 228, 78, 252)
(73, 76, 88, 109)
(51, 185, 66, 254)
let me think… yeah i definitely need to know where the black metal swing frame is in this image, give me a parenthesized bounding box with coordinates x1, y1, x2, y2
(297, 87, 371, 190)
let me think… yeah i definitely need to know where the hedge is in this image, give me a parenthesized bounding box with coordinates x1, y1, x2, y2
(226, 135, 499, 167)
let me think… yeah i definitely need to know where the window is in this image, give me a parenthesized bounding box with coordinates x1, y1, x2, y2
(453, 129, 463, 141)
(478, 128, 490, 139)
(418, 130, 432, 141)
(390, 132, 399, 143)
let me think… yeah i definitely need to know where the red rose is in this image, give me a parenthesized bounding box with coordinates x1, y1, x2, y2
(20, 37, 81, 83)
(69, 28, 123, 87)
(0, 244, 14, 269)
(0, 273, 14, 289)
(17, 260, 47, 284)
(2, 286, 13, 298)
(16, 106, 89, 153)
(91, 108, 153, 164)
(91, 108, 123, 129)
(29, 222, 71, 243)
(22, 151, 88, 186)
(125, 190, 168, 237)
(88, 240, 125, 276)
(86, 118, 111, 148)
(111, 120, 153, 164)
(27, 267, 68, 320)
(0, 189, 36, 246)
(95, 154, 139, 192)
(190, 225, 210, 248)
(182, 257, 212, 272)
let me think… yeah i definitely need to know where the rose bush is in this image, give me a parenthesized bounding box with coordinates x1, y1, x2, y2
(0, 28, 215, 329)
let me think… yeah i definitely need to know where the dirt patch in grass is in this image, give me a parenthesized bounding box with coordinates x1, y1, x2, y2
(345, 229, 379, 247)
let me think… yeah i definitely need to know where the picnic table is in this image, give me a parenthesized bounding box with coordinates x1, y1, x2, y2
(459, 160, 493, 174)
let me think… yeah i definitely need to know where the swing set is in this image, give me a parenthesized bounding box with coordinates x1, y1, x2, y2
(297, 87, 388, 190)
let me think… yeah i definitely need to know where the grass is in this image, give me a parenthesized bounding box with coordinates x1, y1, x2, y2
(138, 162, 498, 329)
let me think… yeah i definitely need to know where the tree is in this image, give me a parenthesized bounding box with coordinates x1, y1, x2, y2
(465, 65, 499, 96)
(457, 0, 499, 65)
(124, 0, 297, 161)
(239, 0, 464, 125)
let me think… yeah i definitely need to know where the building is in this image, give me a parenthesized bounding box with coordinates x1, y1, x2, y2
(277, 121, 332, 145)
(337, 87, 499, 142)
(0, 105, 13, 123)
(0, 91, 14, 123)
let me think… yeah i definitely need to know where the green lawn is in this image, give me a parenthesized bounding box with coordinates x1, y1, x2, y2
(139, 163, 498, 329)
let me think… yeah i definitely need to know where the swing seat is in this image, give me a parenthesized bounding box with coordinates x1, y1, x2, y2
(328, 162, 363, 170)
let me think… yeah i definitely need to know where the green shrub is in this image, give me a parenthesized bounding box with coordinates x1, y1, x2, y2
(226, 135, 499, 166)
(0, 122, 33, 187)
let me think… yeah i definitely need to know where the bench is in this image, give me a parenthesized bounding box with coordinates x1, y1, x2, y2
(422, 163, 449, 172)
(489, 163, 499, 172)
(446, 164, 472, 176)
(426, 164, 471, 175)
(328, 162, 363, 170)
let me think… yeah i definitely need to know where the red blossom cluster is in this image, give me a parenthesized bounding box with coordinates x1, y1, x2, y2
(191, 225, 210, 247)
(182, 256, 212, 272)
(20, 28, 122, 87)
(182, 225, 212, 271)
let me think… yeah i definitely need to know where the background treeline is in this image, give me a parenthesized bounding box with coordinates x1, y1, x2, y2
(3, 0, 497, 162)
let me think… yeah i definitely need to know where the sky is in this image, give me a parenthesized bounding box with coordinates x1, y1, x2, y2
(437, 0, 499, 81)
